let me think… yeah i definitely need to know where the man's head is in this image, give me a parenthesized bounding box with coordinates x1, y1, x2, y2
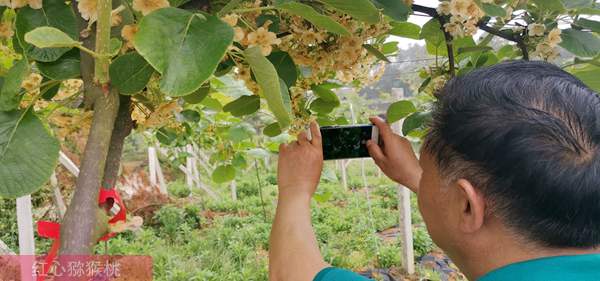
(417, 61, 600, 271)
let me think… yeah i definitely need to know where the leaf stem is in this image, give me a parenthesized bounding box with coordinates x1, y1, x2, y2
(230, 6, 275, 14)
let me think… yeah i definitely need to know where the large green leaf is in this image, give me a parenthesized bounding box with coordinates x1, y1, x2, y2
(134, 8, 233, 97)
(277, 1, 350, 36)
(0, 60, 30, 112)
(559, 29, 600, 57)
(24, 27, 79, 49)
(320, 0, 380, 24)
(479, 3, 506, 17)
(244, 46, 292, 128)
(387, 100, 416, 123)
(263, 122, 282, 137)
(389, 22, 421, 39)
(310, 98, 337, 114)
(212, 164, 235, 183)
(109, 52, 155, 95)
(372, 0, 411, 21)
(0, 110, 59, 198)
(570, 65, 600, 92)
(15, 0, 77, 62)
(183, 85, 210, 104)
(561, 0, 593, 9)
(402, 111, 431, 136)
(576, 18, 600, 33)
(223, 95, 260, 117)
(420, 19, 445, 47)
(311, 84, 339, 104)
(363, 44, 390, 62)
(532, 0, 565, 12)
(267, 51, 298, 88)
(37, 48, 80, 80)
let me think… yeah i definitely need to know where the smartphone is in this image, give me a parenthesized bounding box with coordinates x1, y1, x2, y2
(312, 124, 379, 160)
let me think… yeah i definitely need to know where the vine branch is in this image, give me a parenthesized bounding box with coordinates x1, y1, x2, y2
(411, 4, 530, 69)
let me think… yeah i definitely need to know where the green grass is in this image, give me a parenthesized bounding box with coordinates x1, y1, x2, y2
(0, 161, 436, 280)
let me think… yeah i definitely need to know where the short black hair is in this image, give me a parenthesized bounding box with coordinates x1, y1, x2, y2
(424, 60, 600, 248)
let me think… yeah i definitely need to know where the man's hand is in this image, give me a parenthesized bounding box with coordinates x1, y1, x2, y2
(270, 121, 328, 281)
(277, 121, 323, 199)
(367, 116, 422, 193)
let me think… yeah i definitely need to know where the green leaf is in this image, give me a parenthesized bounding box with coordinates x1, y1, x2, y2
(402, 111, 431, 136)
(532, 0, 565, 12)
(223, 95, 260, 117)
(218, 0, 242, 16)
(0, 110, 60, 198)
(386, 100, 416, 123)
(263, 122, 282, 137)
(320, 0, 380, 24)
(310, 98, 338, 114)
(311, 84, 340, 104)
(381, 42, 398, 54)
(134, 8, 233, 97)
(559, 29, 600, 57)
(579, 8, 600, 15)
(109, 52, 155, 95)
(37, 49, 80, 80)
(479, 3, 506, 17)
(183, 85, 210, 104)
(0, 60, 30, 112)
(363, 44, 391, 62)
(245, 46, 292, 129)
(24, 27, 79, 49)
(180, 109, 200, 122)
(575, 18, 600, 33)
(212, 164, 236, 183)
(228, 123, 254, 142)
(389, 22, 421, 39)
(156, 127, 177, 145)
(267, 51, 298, 88)
(420, 19, 445, 47)
(458, 46, 493, 54)
(570, 65, 600, 92)
(561, 0, 593, 9)
(371, 0, 411, 21)
(277, 1, 350, 36)
(109, 38, 122, 57)
(497, 44, 515, 59)
(15, 0, 78, 62)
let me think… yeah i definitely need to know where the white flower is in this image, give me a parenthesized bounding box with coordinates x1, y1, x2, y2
(528, 23, 545, 37)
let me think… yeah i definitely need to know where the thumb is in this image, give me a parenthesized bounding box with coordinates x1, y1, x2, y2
(367, 140, 385, 164)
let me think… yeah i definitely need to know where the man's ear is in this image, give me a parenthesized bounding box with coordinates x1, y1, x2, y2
(455, 179, 486, 233)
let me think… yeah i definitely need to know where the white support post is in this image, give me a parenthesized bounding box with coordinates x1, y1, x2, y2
(17, 195, 35, 281)
(185, 145, 194, 188)
(59, 151, 80, 176)
(50, 172, 67, 218)
(391, 88, 415, 274)
(148, 147, 157, 187)
(230, 181, 237, 201)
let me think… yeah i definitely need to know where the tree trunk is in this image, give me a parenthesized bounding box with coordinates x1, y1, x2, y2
(59, 0, 116, 255)
(101, 95, 133, 189)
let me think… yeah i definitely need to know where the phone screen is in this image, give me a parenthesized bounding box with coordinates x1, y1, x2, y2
(320, 125, 375, 160)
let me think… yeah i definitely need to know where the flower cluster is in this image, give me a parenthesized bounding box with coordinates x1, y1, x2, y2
(21, 73, 42, 95)
(531, 27, 562, 61)
(0, 0, 41, 9)
(78, 0, 167, 24)
(437, 0, 491, 38)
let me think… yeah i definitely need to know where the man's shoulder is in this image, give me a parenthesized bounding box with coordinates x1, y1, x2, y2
(313, 267, 373, 281)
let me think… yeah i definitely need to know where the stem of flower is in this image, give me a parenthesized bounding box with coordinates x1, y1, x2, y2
(94, 0, 112, 85)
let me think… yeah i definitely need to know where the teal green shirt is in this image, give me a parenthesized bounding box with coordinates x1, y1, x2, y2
(314, 254, 600, 281)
